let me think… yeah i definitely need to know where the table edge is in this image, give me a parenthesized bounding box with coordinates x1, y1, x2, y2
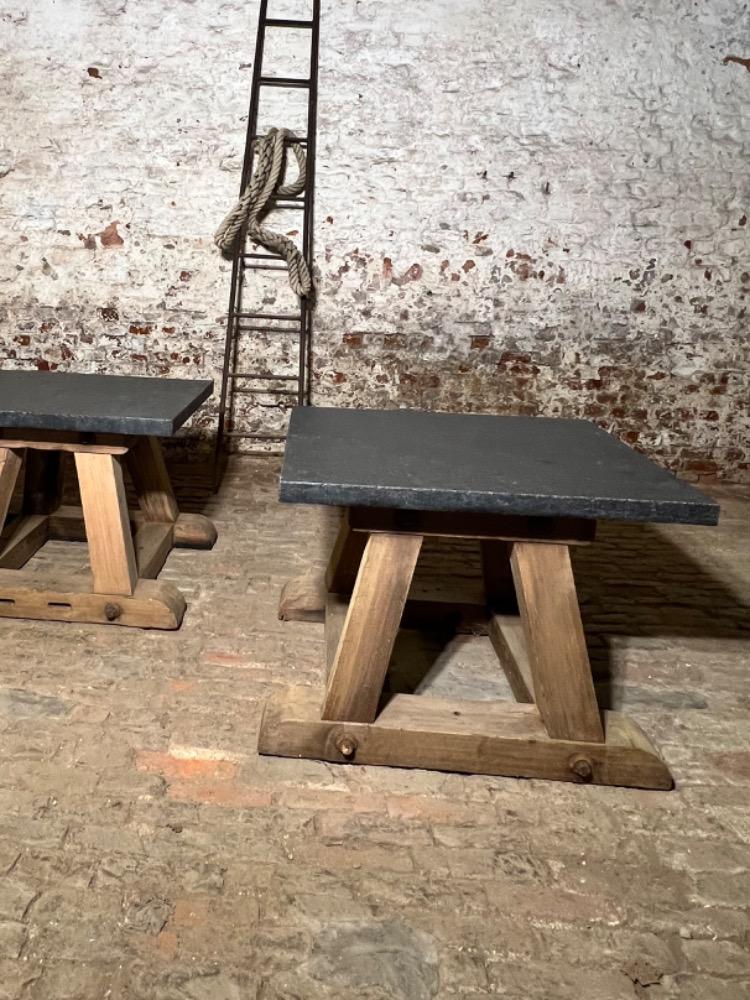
(278, 480, 721, 527)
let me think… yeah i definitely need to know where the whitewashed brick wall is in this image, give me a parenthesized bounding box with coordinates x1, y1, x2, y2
(1, 0, 747, 479)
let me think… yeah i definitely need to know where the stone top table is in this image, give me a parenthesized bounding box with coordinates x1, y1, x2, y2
(0, 370, 216, 630)
(0, 370, 213, 437)
(261, 406, 719, 791)
(280, 406, 719, 525)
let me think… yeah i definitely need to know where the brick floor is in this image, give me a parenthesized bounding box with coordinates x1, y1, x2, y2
(0, 457, 748, 999)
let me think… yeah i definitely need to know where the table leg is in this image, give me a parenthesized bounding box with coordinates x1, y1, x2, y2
(75, 452, 138, 596)
(126, 436, 216, 552)
(480, 540, 535, 703)
(0, 448, 23, 533)
(510, 541, 603, 743)
(325, 512, 367, 594)
(322, 532, 422, 722)
(126, 436, 179, 523)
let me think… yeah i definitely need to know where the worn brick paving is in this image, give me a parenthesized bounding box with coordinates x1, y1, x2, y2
(0, 456, 748, 999)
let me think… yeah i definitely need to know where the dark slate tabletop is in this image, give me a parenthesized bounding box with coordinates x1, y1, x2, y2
(0, 371, 213, 436)
(280, 407, 719, 525)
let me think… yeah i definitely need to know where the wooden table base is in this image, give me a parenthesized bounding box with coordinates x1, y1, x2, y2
(259, 509, 673, 790)
(0, 433, 216, 630)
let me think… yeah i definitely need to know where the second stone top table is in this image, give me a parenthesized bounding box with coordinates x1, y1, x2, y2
(0, 370, 216, 629)
(0, 370, 213, 437)
(261, 406, 718, 790)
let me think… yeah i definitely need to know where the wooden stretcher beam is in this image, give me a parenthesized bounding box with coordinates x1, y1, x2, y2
(259, 686, 673, 790)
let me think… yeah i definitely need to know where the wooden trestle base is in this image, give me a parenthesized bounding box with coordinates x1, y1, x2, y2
(260, 508, 673, 790)
(0, 433, 217, 630)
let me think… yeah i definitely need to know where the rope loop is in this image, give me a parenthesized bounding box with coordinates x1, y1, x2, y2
(214, 127, 312, 298)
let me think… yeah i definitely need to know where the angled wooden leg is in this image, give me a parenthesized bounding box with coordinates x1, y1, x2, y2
(0, 448, 24, 532)
(126, 436, 179, 523)
(324, 593, 349, 682)
(322, 532, 422, 722)
(75, 452, 138, 596)
(511, 541, 603, 743)
(0, 514, 49, 570)
(126, 436, 216, 551)
(487, 615, 535, 704)
(126, 437, 178, 580)
(325, 511, 368, 594)
(481, 540, 534, 702)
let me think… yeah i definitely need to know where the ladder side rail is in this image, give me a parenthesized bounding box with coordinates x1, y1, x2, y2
(215, 0, 270, 474)
(298, 0, 321, 405)
(216, 2, 321, 472)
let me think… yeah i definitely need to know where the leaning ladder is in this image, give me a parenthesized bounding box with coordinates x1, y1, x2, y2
(215, 0, 320, 471)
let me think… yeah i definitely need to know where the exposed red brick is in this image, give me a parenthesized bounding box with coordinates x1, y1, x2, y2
(136, 750, 237, 782)
(100, 221, 124, 248)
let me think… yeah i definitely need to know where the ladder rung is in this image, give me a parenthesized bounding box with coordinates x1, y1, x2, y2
(242, 263, 288, 272)
(237, 326, 302, 335)
(259, 76, 311, 89)
(232, 312, 302, 321)
(252, 135, 308, 145)
(244, 252, 285, 261)
(228, 372, 299, 380)
(233, 388, 298, 396)
(225, 432, 288, 440)
(264, 18, 314, 28)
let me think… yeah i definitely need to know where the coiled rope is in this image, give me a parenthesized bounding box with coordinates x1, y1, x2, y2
(214, 127, 312, 297)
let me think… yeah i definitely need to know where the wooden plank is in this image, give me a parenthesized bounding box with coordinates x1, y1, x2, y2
(258, 686, 673, 790)
(47, 506, 216, 551)
(1, 429, 130, 454)
(126, 436, 179, 522)
(511, 541, 603, 743)
(172, 512, 217, 549)
(348, 507, 596, 545)
(0, 514, 49, 569)
(0, 448, 23, 533)
(46, 504, 88, 542)
(23, 450, 65, 515)
(278, 571, 487, 632)
(487, 613, 534, 703)
(0, 571, 185, 629)
(324, 593, 349, 681)
(322, 532, 422, 722)
(279, 572, 326, 622)
(134, 522, 174, 579)
(325, 512, 368, 593)
(75, 453, 138, 596)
